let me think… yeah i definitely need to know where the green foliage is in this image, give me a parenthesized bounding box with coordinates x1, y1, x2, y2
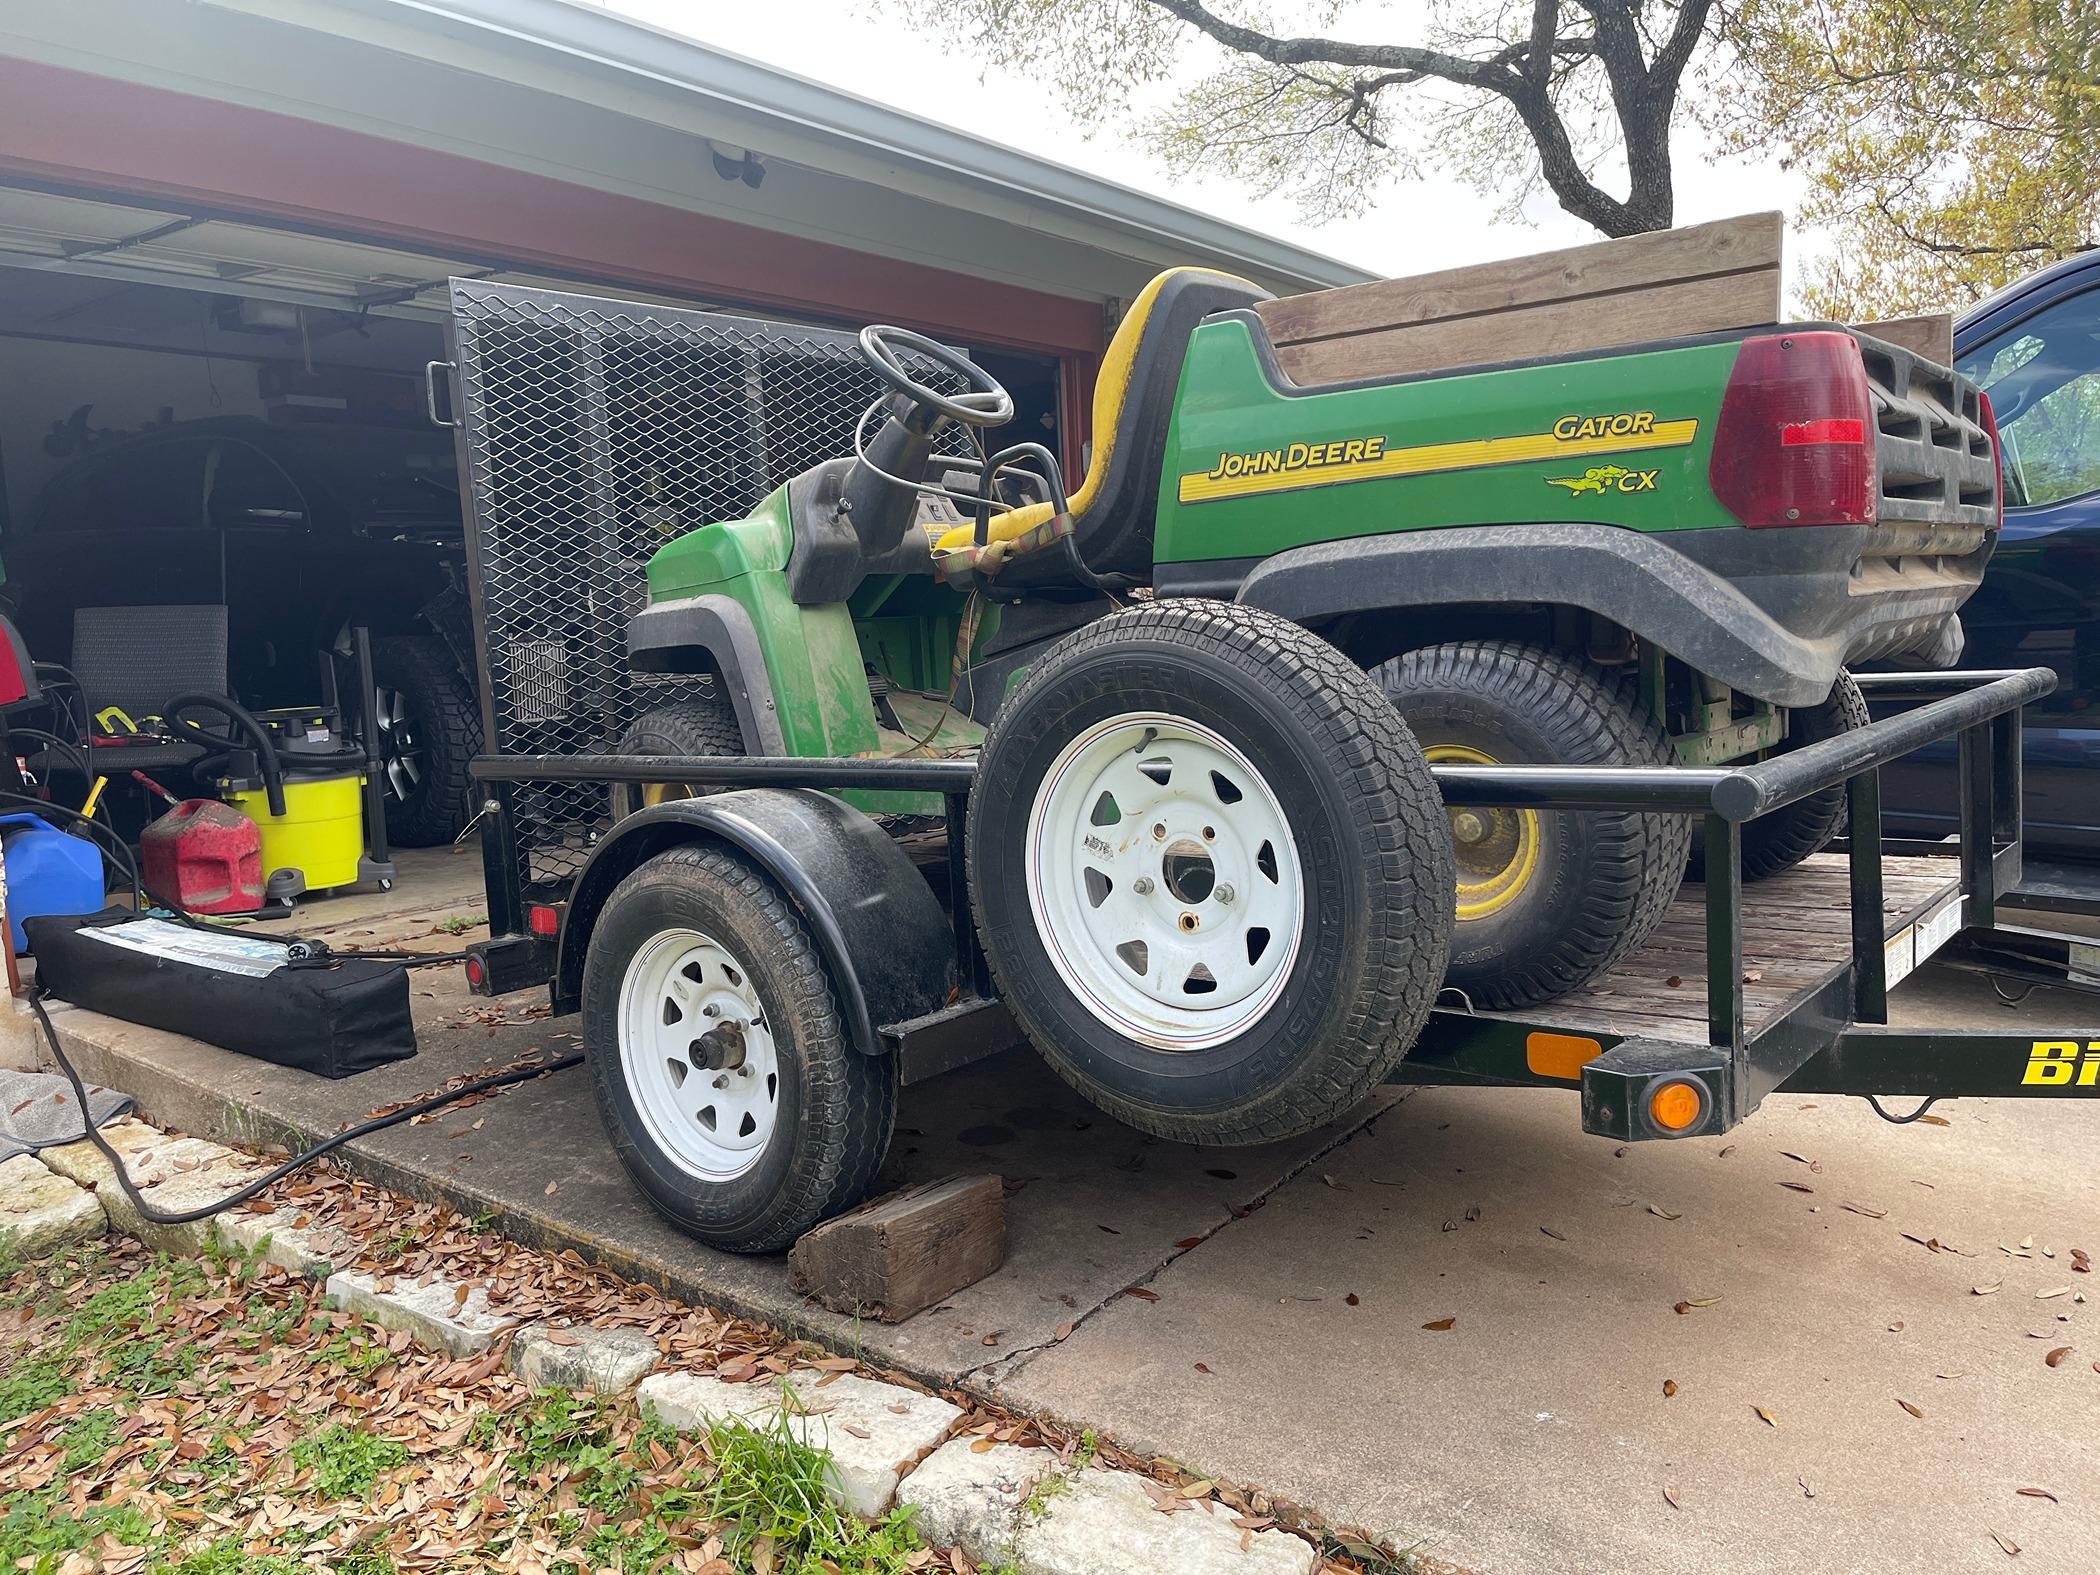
(161, 1539, 310, 1575)
(701, 1412, 930, 1575)
(0, 1354, 74, 1423)
(1715, 0, 2100, 315)
(288, 1422, 409, 1502)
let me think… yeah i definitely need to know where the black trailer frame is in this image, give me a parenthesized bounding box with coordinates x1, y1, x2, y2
(468, 664, 2100, 1143)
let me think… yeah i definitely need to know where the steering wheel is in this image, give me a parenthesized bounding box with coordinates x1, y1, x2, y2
(857, 325, 1014, 428)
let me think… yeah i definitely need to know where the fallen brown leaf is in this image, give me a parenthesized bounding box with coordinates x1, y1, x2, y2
(2016, 1488, 2058, 1503)
(1897, 1398, 1924, 1419)
(1540, 1225, 1568, 1241)
(1662, 1379, 1678, 1398)
(1753, 1405, 1777, 1428)
(1345, 1293, 1361, 1307)
(1990, 1530, 2019, 1556)
(1662, 1484, 1681, 1510)
(2045, 1346, 2073, 1368)
(1421, 1317, 1456, 1331)
(1973, 1282, 2003, 1296)
(1647, 1205, 1682, 1221)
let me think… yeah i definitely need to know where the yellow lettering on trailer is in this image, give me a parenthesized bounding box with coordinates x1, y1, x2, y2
(2021, 1040, 2100, 1086)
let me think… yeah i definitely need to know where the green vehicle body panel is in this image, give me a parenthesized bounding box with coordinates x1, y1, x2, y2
(645, 487, 986, 814)
(1151, 319, 1740, 564)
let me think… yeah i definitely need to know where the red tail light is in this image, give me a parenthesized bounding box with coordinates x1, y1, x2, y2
(1976, 391, 2005, 531)
(528, 904, 562, 938)
(1709, 332, 1876, 527)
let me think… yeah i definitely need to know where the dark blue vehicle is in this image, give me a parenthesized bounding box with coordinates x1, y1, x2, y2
(1884, 249, 2100, 866)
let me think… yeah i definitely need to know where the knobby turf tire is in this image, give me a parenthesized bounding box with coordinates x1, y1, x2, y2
(582, 843, 894, 1253)
(370, 635, 481, 846)
(1690, 670, 1871, 883)
(967, 600, 1453, 1146)
(610, 696, 745, 822)
(1374, 640, 1690, 1011)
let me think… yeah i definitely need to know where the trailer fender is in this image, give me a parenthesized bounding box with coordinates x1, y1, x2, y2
(627, 594, 788, 754)
(1204, 522, 1854, 708)
(553, 788, 953, 1054)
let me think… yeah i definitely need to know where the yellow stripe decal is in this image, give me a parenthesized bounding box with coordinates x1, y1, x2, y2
(1176, 419, 1700, 505)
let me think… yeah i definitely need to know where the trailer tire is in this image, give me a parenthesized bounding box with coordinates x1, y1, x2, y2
(610, 696, 745, 821)
(1373, 640, 1690, 1010)
(582, 842, 893, 1253)
(1691, 669, 1870, 883)
(969, 601, 1451, 1146)
(370, 635, 481, 846)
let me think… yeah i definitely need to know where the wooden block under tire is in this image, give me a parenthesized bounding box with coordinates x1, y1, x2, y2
(788, 1173, 1005, 1323)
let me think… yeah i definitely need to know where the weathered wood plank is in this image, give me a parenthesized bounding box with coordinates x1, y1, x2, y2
(1255, 212, 1784, 385)
(788, 1173, 1004, 1324)
(1857, 313, 1956, 367)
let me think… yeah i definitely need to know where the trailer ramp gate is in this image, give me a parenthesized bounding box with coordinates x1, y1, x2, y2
(441, 278, 974, 904)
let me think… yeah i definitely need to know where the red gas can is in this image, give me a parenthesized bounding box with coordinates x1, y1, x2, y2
(140, 799, 265, 915)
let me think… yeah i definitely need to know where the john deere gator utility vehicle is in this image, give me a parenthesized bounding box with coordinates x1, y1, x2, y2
(455, 218, 2010, 1252)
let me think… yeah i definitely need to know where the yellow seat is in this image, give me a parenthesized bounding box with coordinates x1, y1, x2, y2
(934, 267, 1270, 579)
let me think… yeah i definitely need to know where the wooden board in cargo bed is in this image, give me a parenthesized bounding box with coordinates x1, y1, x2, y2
(1479, 852, 1959, 1046)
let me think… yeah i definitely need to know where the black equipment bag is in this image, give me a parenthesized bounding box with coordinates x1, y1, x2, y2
(28, 910, 416, 1078)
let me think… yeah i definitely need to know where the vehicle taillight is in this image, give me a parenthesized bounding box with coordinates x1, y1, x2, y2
(1708, 332, 1876, 528)
(1977, 390, 2005, 532)
(529, 904, 562, 938)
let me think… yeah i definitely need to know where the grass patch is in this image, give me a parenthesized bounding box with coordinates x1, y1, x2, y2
(289, 1421, 409, 1501)
(701, 1411, 929, 1575)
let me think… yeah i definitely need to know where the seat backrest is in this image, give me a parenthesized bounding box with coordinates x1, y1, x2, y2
(1063, 268, 1273, 577)
(70, 605, 229, 720)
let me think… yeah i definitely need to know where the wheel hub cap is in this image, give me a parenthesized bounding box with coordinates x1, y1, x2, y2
(1424, 743, 1539, 922)
(1025, 712, 1304, 1051)
(617, 928, 780, 1180)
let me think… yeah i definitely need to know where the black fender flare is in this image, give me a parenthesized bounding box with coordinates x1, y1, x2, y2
(1229, 522, 1845, 708)
(553, 788, 954, 1055)
(626, 593, 787, 753)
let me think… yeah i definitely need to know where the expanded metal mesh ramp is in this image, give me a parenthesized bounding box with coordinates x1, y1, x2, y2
(446, 278, 970, 896)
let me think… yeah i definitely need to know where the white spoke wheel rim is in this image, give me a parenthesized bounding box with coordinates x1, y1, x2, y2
(617, 927, 781, 1180)
(1025, 711, 1305, 1051)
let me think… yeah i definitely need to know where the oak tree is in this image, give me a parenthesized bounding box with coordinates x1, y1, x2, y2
(912, 1, 1719, 237)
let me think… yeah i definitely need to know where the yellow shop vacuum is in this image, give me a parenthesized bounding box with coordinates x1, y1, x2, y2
(167, 640, 394, 912)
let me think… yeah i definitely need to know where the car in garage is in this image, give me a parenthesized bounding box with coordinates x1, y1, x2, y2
(6, 415, 481, 845)
(1884, 249, 2100, 866)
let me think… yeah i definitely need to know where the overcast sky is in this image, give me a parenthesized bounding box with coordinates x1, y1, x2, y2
(606, 0, 1808, 290)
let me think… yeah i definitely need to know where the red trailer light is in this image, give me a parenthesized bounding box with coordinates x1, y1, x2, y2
(464, 953, 488, 991)
(528, 904, 561, 938)
(1977, 390, 2005, 532)
(1709, 332, 1876, 528)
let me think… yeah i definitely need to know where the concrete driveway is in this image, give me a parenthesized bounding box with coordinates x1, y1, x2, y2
(32, 855, 2100, 1573)
(997, 964, 2100, 1574)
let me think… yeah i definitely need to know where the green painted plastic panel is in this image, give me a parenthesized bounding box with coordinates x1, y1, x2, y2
(1153, 320, 1743, 564)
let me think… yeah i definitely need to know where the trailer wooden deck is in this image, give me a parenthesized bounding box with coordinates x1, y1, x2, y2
(1483, 852, 1961, 1046)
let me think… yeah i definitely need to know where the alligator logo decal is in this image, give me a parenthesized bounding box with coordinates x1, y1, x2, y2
(1546, 465, 1659, 496)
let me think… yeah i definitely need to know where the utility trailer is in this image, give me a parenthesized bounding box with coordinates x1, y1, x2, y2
(436, 219, 2096, 1253)
(466, 662, 2099, 1218)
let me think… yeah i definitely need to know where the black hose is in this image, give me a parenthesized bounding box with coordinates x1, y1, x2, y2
(165, 692, 287, 816)
(6, 726, 90, 782)
(29, 991, 579, 1226)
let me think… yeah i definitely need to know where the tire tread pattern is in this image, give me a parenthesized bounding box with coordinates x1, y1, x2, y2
(970, 600, 1452, 1146)
(587, 843, 893, 1253)
(1378, 639, 1691, 1010)
(371, 634, 482, 846)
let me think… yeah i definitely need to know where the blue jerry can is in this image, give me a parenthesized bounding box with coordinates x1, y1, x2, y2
(0, 813, 106, 953)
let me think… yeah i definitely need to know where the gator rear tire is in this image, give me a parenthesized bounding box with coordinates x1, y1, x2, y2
(610, 696, 745, 821)
(1374, 640, 1690, 1011)
(582, 843, 894, 1253)
(968, 601, 1452, 1146)
(1692, 669, 1871, 883)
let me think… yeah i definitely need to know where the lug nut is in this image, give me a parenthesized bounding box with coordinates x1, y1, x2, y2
(1452, 812, 1485, 844)
(702, 1003, 720, 1017)
(1215, 883, 1235, 904)
(1133, 876, 1155, 895)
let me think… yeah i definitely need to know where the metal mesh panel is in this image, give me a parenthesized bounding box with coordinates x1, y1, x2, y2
(448, 278, 970, 894)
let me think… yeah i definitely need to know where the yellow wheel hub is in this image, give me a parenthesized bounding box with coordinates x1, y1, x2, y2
(640, 781, 695, 808)
(1424, 743, 1540, 921)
